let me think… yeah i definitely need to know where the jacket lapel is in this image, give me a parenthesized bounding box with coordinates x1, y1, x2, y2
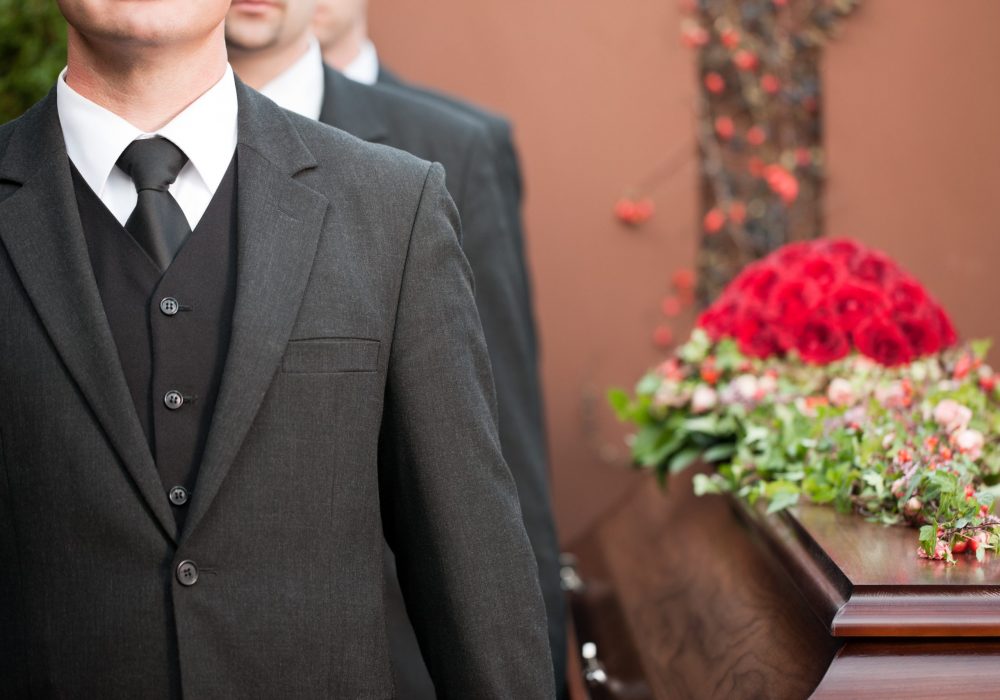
(181, 83, 330, 540)
(319, 64, 390, 143)
(0, 93, 178, 542)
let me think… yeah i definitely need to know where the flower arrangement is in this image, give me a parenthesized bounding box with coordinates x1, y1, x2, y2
(611, 238, 1000, 563)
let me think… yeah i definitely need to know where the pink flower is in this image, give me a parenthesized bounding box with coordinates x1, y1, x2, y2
(826, 378, 855, 407)
(732, 374, 759, 402)
(653, 381, 687, 408)
(691, 385, 718, 414)
(757, 374, 778, 398)
(954, 428, 984, 460)
(875, 381, 909, 408)
(933, 399, 972, 433)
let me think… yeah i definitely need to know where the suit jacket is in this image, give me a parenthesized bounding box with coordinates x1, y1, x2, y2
(376, 66, 539, 356)
(0, 81, 554, 699)
(320, 67, 566, 695)
(372, 66, 565, 697)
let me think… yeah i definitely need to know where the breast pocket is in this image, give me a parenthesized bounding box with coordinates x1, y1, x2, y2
(281, 338, 381, 374)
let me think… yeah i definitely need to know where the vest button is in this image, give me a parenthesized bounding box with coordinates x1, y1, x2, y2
(176, 560, 199, 586)
(160, 297, 180, 316)
(168, 486, 189, 506)
(164, 390, 184, 410)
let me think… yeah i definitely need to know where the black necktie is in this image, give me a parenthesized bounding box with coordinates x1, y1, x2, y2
(116, 136, 192, 271)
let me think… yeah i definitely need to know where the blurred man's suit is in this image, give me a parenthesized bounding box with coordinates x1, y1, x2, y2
(318, 66, 565, 697)
(0, 79, 555, 697)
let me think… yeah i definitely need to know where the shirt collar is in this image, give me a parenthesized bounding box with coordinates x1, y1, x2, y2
(259, 36, 325, 120)
(341, 39, 379, 86)
(56, 65, 239, 197)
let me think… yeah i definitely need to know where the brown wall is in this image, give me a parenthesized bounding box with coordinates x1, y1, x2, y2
(370, 1, 1000, 544)
(824, 1, 1000, 359)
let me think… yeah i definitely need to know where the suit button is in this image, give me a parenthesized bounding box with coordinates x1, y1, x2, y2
(164, 390, 184, 410)
(160, 297, 180, 316)
(176, 560, 199, 586)
(168, 486, 189, 506)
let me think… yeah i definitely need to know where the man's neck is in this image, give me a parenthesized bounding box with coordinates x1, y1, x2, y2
(64, 26, 229, 133)
(228, 34, 312, 91)
(321, 23, 367, 72)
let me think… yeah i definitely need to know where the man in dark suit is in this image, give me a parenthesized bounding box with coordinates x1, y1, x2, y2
(226, 3, 565, 696)
(0, 1, 554, 697)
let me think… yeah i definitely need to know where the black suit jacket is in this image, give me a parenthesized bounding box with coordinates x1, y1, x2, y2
(319, 67, 566, 694)
(0, 81, 554, 699)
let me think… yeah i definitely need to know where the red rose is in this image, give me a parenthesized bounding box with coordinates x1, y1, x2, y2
(888, 277, 928, 316)
(697, 295, 741, 340)
(831, 281, 888, 332)
(851, 251, 898, 287)
(735, 262, 781, 303)
(768, 277, 820, 330)
(854, 315, 914, 366)
(820, 238, 862, 265)
(737, 315, 785, 359)
(795, 313, 850, 364)
(897, 313, 942, 357)
(800, 254, 844, 291)
(774, 240, 814, 268)
(933, 304, 958, 348)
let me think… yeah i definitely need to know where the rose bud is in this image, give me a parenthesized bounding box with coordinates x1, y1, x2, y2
(903, 497, 922, 518)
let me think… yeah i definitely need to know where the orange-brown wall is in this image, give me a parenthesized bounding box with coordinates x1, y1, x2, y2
(369, 1, 1000, 543)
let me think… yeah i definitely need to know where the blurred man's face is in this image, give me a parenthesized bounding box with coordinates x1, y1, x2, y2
(226, 0, 318, 53)
(58, 0, 231, 48)
(311, 0, 367, 50)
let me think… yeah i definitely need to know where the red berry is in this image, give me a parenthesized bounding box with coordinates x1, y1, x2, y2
(614, 197, 637, 224)
(632, 198, 655, 223)
(733, 50, 759, 71)
(728, 201, 747, 225)
(720, 28, 740, 49)
(761, 74, 780, 94)
(681, 25, 709, 48)
(746, 126, 766, 146)
(980, 375, 997, 392)
(652, 325, 673, 348)
(714, 116, 735, 140)
(952, 539, 968, 554)
(965, 485, 976, 500)
(704, 72, 725, 94)
(673, 268, 696, 292)
(703, 208, 726, 234)
(661, 296, 682, 317)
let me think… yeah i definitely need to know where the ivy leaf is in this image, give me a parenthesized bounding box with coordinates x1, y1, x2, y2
(608, 388, 631, 421)
(703, 442, 736, 463)
(693, 473, 722, 496)
(766, 491, 800, 514)
(668, 447, 702, 474)
(919, 525, 936, 557)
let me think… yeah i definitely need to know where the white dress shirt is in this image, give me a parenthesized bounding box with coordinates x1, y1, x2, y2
(56, 66, 239, 229)
(260, 37, 325, 120)
(341, 39, 380, 86)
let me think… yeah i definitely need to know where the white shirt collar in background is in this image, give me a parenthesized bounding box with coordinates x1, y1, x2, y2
(56, 65, 239, 229)
(342, 39, 379, 86)
(260, 36, 324, 120)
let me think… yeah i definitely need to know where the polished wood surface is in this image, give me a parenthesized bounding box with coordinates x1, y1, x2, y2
(568, 469, 840, 699)
(740, 501, 1000, 636)
(567, 467, 1000, 699)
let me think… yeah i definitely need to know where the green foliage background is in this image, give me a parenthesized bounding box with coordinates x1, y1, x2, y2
(0, 0, 67, 124)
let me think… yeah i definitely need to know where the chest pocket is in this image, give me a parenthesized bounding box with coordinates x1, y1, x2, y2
(281, 338, 381, 373)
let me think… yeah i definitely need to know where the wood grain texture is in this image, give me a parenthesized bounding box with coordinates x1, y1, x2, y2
(568, 469, 840, 699)
(810, 640, 1000, 699)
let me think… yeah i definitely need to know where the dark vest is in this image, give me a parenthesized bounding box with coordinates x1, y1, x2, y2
(71, 159, 239, 529)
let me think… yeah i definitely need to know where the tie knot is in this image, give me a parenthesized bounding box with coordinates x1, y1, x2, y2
(116, 136, 189, 193)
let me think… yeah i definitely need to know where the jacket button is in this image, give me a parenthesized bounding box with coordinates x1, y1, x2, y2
(176, 560, 199, 586)
(160, 297, 180, 316)
(168, 486, 189, 506)
(164, 390, 184, 410)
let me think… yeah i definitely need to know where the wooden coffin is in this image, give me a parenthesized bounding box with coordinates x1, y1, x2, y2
(565, 467, 1000, 699)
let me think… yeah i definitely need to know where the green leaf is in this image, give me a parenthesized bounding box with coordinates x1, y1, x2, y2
(977, 543, 987, 562)
(919, 525, 936, 556)
(693, 473, 722, 496)
(635, 373, 662, 396)
(607, 388, 631, 420)
(766, 491, 800, 514)
(703, 443, 736, 463)
(971, 339, 993, 361)
(668, 447, 702, 474)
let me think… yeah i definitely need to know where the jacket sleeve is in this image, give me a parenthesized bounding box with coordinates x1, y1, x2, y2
(377, 162, 556, 699)
(454, 129, 567, 693)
